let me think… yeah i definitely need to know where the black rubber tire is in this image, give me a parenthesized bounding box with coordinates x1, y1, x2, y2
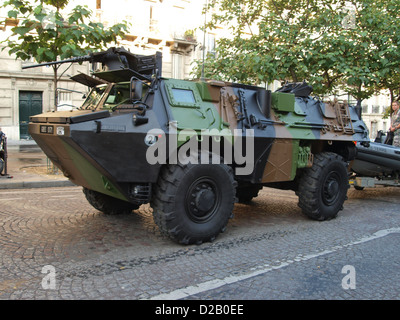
(297, 152, 349, 221)
(83, 187, 139, 215)
(151, 161, 237, 245)
(236, 184, 262, 203)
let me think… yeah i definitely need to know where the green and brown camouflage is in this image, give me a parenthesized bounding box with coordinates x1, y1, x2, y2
(28, 47, 369, 244)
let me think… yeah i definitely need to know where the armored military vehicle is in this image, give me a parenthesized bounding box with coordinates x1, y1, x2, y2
(28, 47, 369, 244)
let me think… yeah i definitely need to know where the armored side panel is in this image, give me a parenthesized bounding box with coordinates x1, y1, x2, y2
(168, 80, 369, 185)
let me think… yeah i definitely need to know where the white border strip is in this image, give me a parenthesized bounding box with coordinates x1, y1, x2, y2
(149, 227, 400, 300)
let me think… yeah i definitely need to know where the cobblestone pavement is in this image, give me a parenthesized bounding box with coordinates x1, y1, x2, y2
(0, 185, 399, 300)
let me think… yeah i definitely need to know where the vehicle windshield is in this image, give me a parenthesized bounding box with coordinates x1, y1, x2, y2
(103, 82, 131, 109)
(81, 84, 108, 109)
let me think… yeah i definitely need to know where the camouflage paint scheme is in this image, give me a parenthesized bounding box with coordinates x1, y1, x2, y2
(28, 48, 369, 205)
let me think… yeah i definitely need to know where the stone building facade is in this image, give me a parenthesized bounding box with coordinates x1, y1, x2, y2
(0, 0, 209, 140)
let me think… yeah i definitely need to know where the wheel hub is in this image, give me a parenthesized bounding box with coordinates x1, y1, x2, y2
(326, 179, 339, 196)
(323, 173, 340, 205)
(195, 188, 216, 212)
(187, 180, 218, 222)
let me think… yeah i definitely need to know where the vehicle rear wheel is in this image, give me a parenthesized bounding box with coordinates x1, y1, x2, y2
(83, 187, 139, 215)
(151, 160, 237, 245)
(297, 152, 349, 221)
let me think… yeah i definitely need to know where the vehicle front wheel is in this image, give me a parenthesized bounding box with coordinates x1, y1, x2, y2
(151, 161, 237, 245)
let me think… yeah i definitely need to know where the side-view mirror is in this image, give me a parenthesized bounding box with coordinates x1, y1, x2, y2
(130, 79, 143, 102)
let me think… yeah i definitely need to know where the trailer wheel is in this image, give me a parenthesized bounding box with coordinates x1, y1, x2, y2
(83, 187, 139, 215)
(151, 160, 236, 245)
(297, 152, 349, 221)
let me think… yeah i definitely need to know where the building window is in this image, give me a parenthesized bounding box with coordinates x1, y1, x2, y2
(371, 105, 380, 114)
(149, 5, 159, 32)
(172, 54, 184, 79)
(58, 91, 72, 109)
(207, 34, 216, 56)
(371, 121, 377, 138)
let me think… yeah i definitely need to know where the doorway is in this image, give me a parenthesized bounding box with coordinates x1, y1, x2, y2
(19, 91, 43, 139)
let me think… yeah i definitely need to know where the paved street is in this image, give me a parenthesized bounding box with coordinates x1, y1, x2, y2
(0, 181, 399, 302)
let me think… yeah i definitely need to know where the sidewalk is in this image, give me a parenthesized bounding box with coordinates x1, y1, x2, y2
(0, 139, 75, 189)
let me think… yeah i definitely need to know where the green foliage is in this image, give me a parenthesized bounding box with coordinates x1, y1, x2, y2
(193, 0, 400, 101)
(340, 0, 400, 102)
(382, 106, 391, 120)
(1, 0, 130, 107)
(1, 0, 129, 63)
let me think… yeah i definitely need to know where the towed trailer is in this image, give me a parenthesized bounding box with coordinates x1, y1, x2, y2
(349, 176, 400, 190)
(350, 138, 400, 189)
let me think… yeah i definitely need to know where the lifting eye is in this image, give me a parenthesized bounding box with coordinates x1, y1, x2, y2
(132, 114, 149, 126)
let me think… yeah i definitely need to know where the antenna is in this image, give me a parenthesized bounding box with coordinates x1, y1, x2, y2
(201, 0, 208, 80)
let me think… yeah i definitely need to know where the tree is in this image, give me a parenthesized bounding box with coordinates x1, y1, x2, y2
(193, 0, 400, 104)
(340, 0, 400, 108)
(1, 0, 129, 108)
(194, 0, 352, 95)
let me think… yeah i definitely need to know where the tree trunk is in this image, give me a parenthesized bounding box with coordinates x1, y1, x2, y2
(53, 65, 58, 110)
(355, 99, 362, 120)
(389, 88, 394, 104)
(289, 66, 298, 83)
